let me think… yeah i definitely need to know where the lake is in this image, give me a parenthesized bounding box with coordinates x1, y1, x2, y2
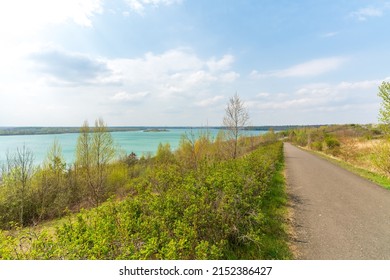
(0, 128, 266, 166)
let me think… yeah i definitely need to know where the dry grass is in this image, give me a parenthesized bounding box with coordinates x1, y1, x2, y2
(300, 137, 390, 190)
(338, 138, 384, 174)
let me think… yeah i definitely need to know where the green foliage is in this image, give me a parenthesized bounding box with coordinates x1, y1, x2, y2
(0, 142, 70, 228)
(75, 118, 116, 206)
(107, 162, 129, 197)
(34, 140, 69, 221)
(0, 145, 35, 227)
(120, 152, 138, 166)
(373, 141, 390, 176)
(155, 143, 175, 165)
(256, 162, 292, 259)
(0, 116, 292, 260)
(0, 141, 290, 260)
(295, 129, 309, 146)
(376, 81, 390, 179)
(310, 141, 323, 151)
(262, 129, 278, 143)
(324, 135, 340, 149)
(378, 81, 390, 134)
(0, 119, 119, 228)
(289, 126, 342, 156)
(324, 135, 340, 155)
(175, 129, 216, 170)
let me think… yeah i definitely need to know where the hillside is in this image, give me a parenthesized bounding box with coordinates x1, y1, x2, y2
(0, 131, 291, 260)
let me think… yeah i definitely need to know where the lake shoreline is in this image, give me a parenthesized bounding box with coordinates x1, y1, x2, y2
(0, 129, 268, 166)
(0, 125, 304, 136)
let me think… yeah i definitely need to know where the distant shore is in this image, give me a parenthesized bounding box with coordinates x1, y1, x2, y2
(0, 127, 141, 136)
(143, 129, 169, 132)
(0, 125, 315, 136)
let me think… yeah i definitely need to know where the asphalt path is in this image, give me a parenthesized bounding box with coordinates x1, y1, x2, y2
(284, 142, 390, 259)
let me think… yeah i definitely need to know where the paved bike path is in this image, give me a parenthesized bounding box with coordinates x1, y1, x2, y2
(284, 143, 390, 259)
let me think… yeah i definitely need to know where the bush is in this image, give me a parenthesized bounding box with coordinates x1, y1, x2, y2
(310, 141, 323, 151)
(325, 136, 340, 149)
(324, 135, 340, 156)
(155, 143, 175, 164)
(0, 142, 288, 260)
(373, 141, 390, 176)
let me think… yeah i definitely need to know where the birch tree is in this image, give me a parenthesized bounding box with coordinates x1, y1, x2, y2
(223, 93, 250, 158)
(2, 145, 35, 226)
(76, 118, 115, 206)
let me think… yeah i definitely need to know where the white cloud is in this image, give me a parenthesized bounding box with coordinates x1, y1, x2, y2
(125, 0, 182, 14)
(2, 45, 242, 125)
(0, 1, 103, 86)
(256, 92, 270, 98)
(29, 47, 111, 86)
(107, 49, 204, 84)
(110, 91, 150, 102)
(105, 49, 237, 97)
(350, 7, 383, 21)
(250, 70, 261, 79)
(24, 47, 237, 100)
(0, 0, 103, 37)
(248, 77, 385, 113)
(126, 0, 144, 13)
(321, 31, 339, 38)
(220, 71, 240, 82)
(248, 92, 325, 110)
(272, 57, 345, 77)
(207, 55, 235, 72)
(336, 80, 381, 90)
(251, 57, 347, 78)
(177, 70, 217, 85)
(195, 96, 224, 107)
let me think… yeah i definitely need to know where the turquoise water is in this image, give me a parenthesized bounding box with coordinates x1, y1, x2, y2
(0, 129, 266, 166)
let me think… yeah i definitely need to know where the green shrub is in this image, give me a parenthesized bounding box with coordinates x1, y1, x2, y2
(373, 141, 390, 176)
(325, 136, 340, 149)
(324, 135, 340, 155)
(1, 142, 288, 260)
(310, 141, 323, 151)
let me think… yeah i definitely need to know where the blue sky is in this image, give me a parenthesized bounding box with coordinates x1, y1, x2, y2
(1, 0, 389, 126)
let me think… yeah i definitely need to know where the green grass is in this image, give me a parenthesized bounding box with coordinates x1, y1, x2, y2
(220, 147, 292, 260)
(258, 159, 293, 259)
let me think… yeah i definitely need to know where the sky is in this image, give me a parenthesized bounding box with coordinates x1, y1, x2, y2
(0, 0, 390, 126)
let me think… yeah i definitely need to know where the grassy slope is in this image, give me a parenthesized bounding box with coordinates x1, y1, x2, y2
(258, 158, 292, 259)
(1, 142, 292, 260)
(297, 145, 390, 190)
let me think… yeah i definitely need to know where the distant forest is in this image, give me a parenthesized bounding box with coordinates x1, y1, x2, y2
(0, 125, 320, 136)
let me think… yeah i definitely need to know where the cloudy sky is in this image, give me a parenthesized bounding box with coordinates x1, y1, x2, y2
(1, 0, 389, 126)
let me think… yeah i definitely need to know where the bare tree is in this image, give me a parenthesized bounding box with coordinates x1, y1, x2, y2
(91, 118, 115, 206)
(223, 93, 250, 158)
(76, 121, 91, 170)
(4, 145, 35, 225)
(36, 139, 67, 221)
(177, 128, 213, 169)
(76, 118, 115, 206)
